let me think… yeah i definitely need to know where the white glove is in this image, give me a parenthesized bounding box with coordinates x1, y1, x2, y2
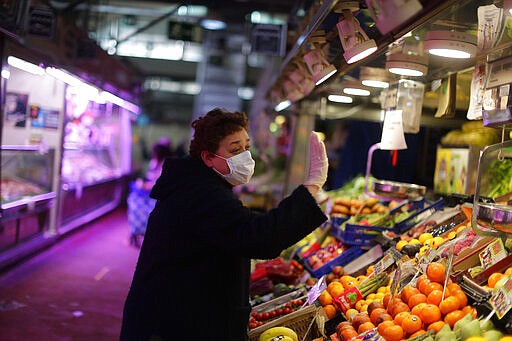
(304, 132, 328, 190)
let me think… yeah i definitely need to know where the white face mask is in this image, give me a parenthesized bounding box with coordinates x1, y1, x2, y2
(213, 150, 255, 186)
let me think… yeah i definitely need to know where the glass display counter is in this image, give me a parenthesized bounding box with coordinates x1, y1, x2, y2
(58, 146, 125, 233)
(0, 145, 56, 251)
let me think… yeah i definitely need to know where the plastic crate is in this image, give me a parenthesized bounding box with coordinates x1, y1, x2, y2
(334, 228, 378, 247)
(342, 198, 445, 235)
(304, 245, 363, 278)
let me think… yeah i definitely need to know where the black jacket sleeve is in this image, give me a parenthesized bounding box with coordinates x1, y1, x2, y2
(190, 184, 327, 259)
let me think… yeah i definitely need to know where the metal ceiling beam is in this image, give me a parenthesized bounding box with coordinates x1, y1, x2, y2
(116, 4, 183, 45)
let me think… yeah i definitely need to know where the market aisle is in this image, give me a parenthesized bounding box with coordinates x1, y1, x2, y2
(0, 207, 140, 341)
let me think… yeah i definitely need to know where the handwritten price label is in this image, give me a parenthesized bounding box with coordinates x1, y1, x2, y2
(308, 276, 327, 305)
(490, 277, 512, 319)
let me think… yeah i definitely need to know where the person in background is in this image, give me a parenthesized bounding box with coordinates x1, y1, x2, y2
(137, 138, 173, 190)
(120, 108, 329, 341)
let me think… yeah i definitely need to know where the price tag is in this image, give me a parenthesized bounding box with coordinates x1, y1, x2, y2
(417, 247, 438, 273)
(442, 245, 455, 301)
(479, 239, 507, 269)
(307, 276, 327, 305)
(490, 277, 512, 319)
(332, 286, 363, 314)
(373, 252, 394, 275)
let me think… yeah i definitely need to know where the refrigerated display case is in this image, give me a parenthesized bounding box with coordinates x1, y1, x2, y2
(57, 88, 132, 233)
(0, 145, 56, 251)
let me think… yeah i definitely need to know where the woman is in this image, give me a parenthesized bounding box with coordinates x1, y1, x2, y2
(120, 108, 328, 341)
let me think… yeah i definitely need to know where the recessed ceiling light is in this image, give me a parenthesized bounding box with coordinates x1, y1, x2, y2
(360, 66, 390, 88)
(327, 95, 353, 103)
(336, 5, 377, 64)
(386, 52, 428, 77)
(425, 30, 477, 59)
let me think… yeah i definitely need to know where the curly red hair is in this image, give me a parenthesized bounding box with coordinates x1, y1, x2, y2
(189, 108, 249, 159)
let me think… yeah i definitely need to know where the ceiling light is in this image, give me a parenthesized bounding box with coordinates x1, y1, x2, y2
(289, 59, 316, 96)
(360, 66, 390, 88)
(283, 79, 304, 102)
(386, 52, 428, 77)
(342, 81, 371, 96)
(327, 95, 353, 103)
(7, 56, 44, 75)
(379, 110, 407, 150)
(199, 11, 226, 30)
(425, 30, 477, 59)
(335, 4, 377, 64)
(274, 100, 291, 112)
(303, 33, 337, 85)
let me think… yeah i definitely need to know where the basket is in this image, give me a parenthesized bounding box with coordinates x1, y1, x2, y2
(248, 304, 324, 341)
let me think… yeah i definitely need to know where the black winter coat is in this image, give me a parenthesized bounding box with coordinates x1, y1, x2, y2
(120, 157, 327, 341)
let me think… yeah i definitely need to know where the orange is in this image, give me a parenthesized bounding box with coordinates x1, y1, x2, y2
(439, 296, 460, 315)
(402, 314, 423, 334)
(410, 330, 427, 337)
(424, 282, 445, 296)
(420, 304, 442, 324)
(411, 302, 427, 317)
(416, 275, 429, 288)
(358, 321, 376, 334)
(488, 272, 505, 289)
(378, 320, 396, 335)
(394, 311, 411, 326)
(444, 309, 465, 328)
(401, 286, 420, 304)
(390, 301, 410, 318)
(451, 290, 468, 309)
(462, 305, 477, 319)
(427, 290, 444, 306)
(340, 328, 358, 341)
(383, 293, 391, 308)
(327, 282, 345, 298)
(370, 308, 387, 324)
(447, 283, 462, 292)
(323, 304, 337, 319)
(318, 290, 333, 306)
(418, 278, 431, 295)
(380, 324, 404, 341)
(427, 262, 446, 283)
(427, 320, 446, 333)
(340, 275, 357, 290)
(408, 293, 428, 309)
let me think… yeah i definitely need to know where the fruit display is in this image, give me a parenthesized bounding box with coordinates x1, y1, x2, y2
(258, 326, 298, 341)
(248, 178, 512, 341)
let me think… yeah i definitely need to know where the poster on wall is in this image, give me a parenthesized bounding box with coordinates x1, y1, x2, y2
(4, 92, 28, 127)
(434, 147, 470, 194)
(30, 105, 60, 129)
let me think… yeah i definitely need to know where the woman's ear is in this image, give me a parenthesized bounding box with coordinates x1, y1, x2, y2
(201, 151, 215, 167)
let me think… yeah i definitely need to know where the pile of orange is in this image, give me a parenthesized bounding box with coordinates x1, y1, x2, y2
(372, 262, 477, 341)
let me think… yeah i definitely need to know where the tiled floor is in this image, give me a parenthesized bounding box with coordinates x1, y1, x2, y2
(0, 207, 140, 341)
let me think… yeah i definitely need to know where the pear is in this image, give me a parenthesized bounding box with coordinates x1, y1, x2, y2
(435, 324, 453, 341)
(454, 312, 473, 332)
(483, 330, 504, 341)
(437, 331, 457, 341)
(460, 318, 482, 340)
(480, 318, 495, 332)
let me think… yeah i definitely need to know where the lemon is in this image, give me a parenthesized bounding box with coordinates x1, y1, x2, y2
(346, 308, 358, 321)
(419, 245, 430, 256)
(419, 233, 434, 244)
(367, 293, 376, 300)
(432, 236, 445, 249)
(360, 304, 368, 312)
(396, 240, 408, 251)
(377, 286, 387, 294)
(465, 337, 487, 341)
(499, 336, 512, 341)
(355, 300, 366, 311)
(374, 293, 384, 300)
(447, 231, 457, 239)
(409, 238, 422, 245)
